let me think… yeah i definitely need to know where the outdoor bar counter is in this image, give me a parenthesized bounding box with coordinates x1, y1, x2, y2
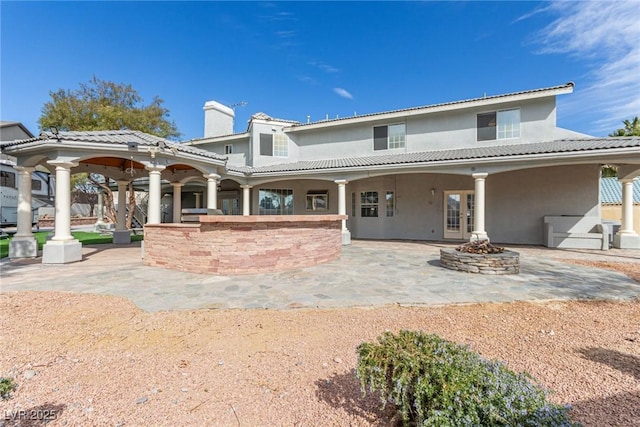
(143, 215, 347, 275)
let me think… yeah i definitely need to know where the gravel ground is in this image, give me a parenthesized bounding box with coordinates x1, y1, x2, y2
(1, 261, 639, 427)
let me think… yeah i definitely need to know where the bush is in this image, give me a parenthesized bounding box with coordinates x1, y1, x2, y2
(0, 377, 17, 400)
(356, 330, 580, 426)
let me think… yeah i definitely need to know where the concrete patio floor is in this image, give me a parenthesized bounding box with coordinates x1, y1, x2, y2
(1, 240, 638, 312)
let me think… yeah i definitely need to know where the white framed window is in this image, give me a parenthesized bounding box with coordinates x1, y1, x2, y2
(259, 188, 294, 215)
(360, 191, 378, 217)
(260, 133, 289, 157)
(224, 144, 233, 154)
(273, 134, 288, 157)
(351, 192, 356, 217)
(477, 109, 520, 141)
(306, 190, 328, 211)
(373, 123, 405, 150)
(386, 191, 394, 217)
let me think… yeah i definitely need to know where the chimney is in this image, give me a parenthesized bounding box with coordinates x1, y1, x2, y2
(203, 100, 235, 138)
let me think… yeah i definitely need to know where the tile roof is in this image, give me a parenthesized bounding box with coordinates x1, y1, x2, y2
(290, 82, 575, 128)
(227, 137, 640, 175)
(601, 177, 640, 204)
(0, 130, 227, 162)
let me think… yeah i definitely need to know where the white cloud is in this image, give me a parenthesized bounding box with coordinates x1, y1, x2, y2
(333, 87, 353, 100)
(309, 60, 340, 74)
(527, 1, 640, 135)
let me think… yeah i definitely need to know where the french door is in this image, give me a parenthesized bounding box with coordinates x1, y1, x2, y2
(443, 191, 475, 240)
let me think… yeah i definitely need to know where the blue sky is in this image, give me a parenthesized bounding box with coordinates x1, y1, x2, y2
(2, 1, 639, 141)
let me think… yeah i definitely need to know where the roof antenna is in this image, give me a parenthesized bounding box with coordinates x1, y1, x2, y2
(228, 101, 248, 133)
(229, 101, 248, 111)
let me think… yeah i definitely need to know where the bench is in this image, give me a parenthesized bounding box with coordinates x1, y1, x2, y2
(543, 215, 608, 250)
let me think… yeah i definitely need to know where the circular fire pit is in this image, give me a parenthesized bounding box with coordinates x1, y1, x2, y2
(440, 241, 520, 275)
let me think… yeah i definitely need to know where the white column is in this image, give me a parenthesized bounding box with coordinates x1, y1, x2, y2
(42, 161, 82, 264)
(9, 166, 37, 258)
(14, 166, 35, 238)
(205, 173, 220, 213)
(146, 165, 165, 224)
(115, 180, 129, 231)
(240, 185, 252, 216)
(194, 193, 202, 209)
(51, 163, 74, 241)
(172, 183, 183, 223)
(619, 179, 636, 234)
(471, 173, 489, 241)
(614, 178, 640, 249)
(335, 179, 351, 245)
(96, 191, 105, 223)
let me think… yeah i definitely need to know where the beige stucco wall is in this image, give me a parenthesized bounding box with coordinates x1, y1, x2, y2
(601, 205, 640, 233)
(246, 164, 601, 245)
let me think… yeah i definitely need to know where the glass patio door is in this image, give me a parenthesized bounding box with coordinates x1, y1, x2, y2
(443, 191, 475, 239)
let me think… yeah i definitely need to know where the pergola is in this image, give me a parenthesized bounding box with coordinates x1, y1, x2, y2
(2, 130, 227, 263)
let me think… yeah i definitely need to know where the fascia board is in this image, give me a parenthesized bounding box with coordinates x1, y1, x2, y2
(186, 132, 250, 146)
(4, 140, 227, 166)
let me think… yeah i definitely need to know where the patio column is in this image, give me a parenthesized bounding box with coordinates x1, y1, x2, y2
(113, 180, 131, 244)
(205, 173, 220, 213)
(240, 185, 252, 216)
(194, 192, 202, 209)
(335, 179, 351, 245)
(93, 189, 106, 231)
(614, 178, 640, 249)
(172, 182, 183, 223)
(471, 173, 489, 241)
(42, 161, 82, 264)
(146, 165, 165, 224)
(9, 166, 37, 258)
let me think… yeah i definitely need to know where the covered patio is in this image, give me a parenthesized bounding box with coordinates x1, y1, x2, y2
(2, 130, 226, 263)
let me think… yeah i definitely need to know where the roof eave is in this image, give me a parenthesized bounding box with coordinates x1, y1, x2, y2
(285, 83, 574, 133)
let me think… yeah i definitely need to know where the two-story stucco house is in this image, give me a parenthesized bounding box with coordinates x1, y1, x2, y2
(185, 82, 639, 249)
(3, 82, 639, 263)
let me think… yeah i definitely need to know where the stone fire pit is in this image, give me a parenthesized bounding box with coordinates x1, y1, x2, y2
(440, 240, 520, 275)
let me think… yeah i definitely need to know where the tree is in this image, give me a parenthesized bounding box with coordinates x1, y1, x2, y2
(38, 76, 181, 139)
(39, 77, 180, 227)
(609, 116, 640, 137)
(603, 116, 640, 177)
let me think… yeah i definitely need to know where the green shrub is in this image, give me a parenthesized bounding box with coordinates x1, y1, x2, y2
(0, 377, 17, 400)
(356, 330, 580, 426)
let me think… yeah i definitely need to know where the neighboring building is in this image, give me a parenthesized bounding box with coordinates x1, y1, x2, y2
(601, 177, 640, 233)
(2, 82, 640, 263)
(0, 122, 53, 226)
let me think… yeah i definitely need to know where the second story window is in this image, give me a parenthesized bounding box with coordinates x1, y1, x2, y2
(373, 123, 406, 151)
(224, 144, 233, 154)
(260, 133, 288, 157)
(477, 108, 520, 141)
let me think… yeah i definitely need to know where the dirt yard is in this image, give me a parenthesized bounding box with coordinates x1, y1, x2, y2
(1, 261, 639, 426)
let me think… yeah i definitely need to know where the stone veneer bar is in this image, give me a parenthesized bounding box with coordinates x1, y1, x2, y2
(143, 215, 346, 275)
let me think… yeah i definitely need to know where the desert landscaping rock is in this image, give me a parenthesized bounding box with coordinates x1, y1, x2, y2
(1, 291, 639, 426)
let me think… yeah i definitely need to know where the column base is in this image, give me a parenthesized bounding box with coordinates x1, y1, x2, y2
(9, 236, 38, 259)
(93, 221, 113, 232)
(613, 233, 640, 249)
(113, 230, 131, 245)
(470, 232, 489, 242)
(42, 240, 82, 264)
(341, 230, 351, 245)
